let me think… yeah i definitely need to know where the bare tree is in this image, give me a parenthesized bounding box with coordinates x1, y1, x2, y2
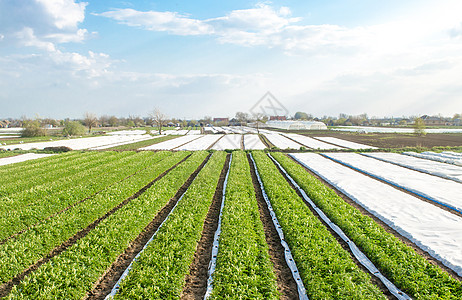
(150, 108, 167, 135)
(84, 112, 98, 134)
(252, 113, 268, 135)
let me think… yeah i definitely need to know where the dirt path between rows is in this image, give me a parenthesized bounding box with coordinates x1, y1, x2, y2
(247, 153, 300, 300)
(0, 154, 192, 299)
(287, 154, 462, 282)
(85, 153, 212, 300)
(181, 154, 230, 300)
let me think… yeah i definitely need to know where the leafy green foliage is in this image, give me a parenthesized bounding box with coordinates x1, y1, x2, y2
(252, 151, 386, 300)
(21, 119, 47, 137)
(8, 151, 204, 299)
(115, 151, 227, 299)
(62, 120, 86, 136)
(271, 152, 462, 299)
(211, 151, 278, 299)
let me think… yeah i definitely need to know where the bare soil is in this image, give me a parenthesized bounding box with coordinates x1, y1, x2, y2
(247, 153, 300, 300)
(181, 154, 230, 300)
(85, 153, 211, 300)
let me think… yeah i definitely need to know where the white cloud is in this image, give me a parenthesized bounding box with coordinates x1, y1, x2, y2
(97, 9, 213, 35)
(450, 23, 462, 38)
(35, 0, 87, 30)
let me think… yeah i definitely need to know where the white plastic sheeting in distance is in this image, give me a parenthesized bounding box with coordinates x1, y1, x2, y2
(141, 135, 199, 150)
(280, 133, 343, 150)
(315, 137, 377, 149)
(363, 152, 462, 183)
(176, 135, 223, 151)
(211, 134, 242, 150)
(323, 153, 462, 213)
(404, 152, 462, 166)
(291, 153, 462, 277)
(243, 135, 266, 150)
(0, 153, 54, 166)
(263, 133, 302, 149)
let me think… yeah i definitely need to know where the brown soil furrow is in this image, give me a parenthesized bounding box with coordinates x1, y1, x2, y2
(269, 154, 394, 299)
(0, 154, 177, 246)
(85, 153, 212, 300)
(207, 135, 225, 150)
(247, 153, 299, 300)
(259, 133, 273, 149)
(0, 153, 192, 299)
(181, 153, 230, 300)
(288, 154, 462, 281)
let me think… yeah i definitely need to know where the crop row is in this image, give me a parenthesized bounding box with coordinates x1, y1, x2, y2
(271, 152, 462, 299)
(113, 151, 227, 299)
(0, 151, 162, 241)
(0, 151, 184, 285)
(210, 151, 278, 299)
(251, 151, 385, 299)
(0, 151, 111, 197)
(8, 151, 207, 299)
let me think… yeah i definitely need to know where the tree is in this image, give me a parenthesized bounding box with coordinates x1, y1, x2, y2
(21, 118, 47, 137)
(108, 116, 119, 127)
(62, 121, 86, 136)
(252, 113, 268, 134)
(414, 117, 426, 136)
(294, 112, 311, 120)
(150, 108, 167, 135)
(235, 112, 250, 125)
(83, 112, 98, 134)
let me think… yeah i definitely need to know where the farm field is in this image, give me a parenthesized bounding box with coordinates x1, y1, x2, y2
(1, 149, 461, 299)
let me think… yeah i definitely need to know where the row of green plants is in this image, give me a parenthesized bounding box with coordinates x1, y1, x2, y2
(107, 135, 179, 150)
(0, 150, 83, 180)
(0, 151, 185, 285)
(210, 151, 279, 299)
(251, 151, 386, 299)
(8, 151, 208, 299)
(0, 151, 23, 159)
(0, 151, 159, 241)
(272, 152, 462, 299)
(0, 151, 115, 198)
(114, 151, 227, 299)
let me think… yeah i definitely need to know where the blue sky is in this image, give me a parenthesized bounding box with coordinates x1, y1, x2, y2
(1, 0, 462, 119)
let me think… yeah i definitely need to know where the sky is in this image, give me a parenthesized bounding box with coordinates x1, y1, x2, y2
(1, 0, 462, 120)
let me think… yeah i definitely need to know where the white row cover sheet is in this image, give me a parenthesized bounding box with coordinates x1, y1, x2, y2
(107, 130, 147, 135)
(0, 135, 152, 151)
(141, 135, 199, 150)
(363, 153, 462, 183)
(211, 134, 242, 150)
(315, 137, 377, 149)
(332, 126, 462, 134)
(264, 133, 302, 149)
(163, 129, 189, 135)
(176, 134, 223, 150)
(403, 152, 462, 166)
(442, 151, 462, 157)
(243, 134, 266, 150)
(281, 133, 343, 150)
(0, 153, 54, 166)
(291, 153, 462, 276)
(187, 130, 201, 135)
(323, 153, 462, 213)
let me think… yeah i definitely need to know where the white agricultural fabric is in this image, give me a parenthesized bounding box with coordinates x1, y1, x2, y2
(403, 152, 462, 166)
(264, 133, 302, 149)
(333, 126, 462, 134)
(363, 153, 462, 183)
(0, 153, 54, 166)
(281, 133, 343, 150)
(187, 130, 201, 135)
(90, 136, 160, 150)
(211, 134, 242, 150)
(107, 130, 146, 135)
(176, 135, 223, 150)
(315, 137, 376, 149)
(141, 135, 199, 150)
(0, 135, 152, 151)
(323, 153, 462, 213)
(291, 153, 462, 276)
(243, 134, 266, 150)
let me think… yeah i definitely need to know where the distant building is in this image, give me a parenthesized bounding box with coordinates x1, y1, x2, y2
(266, 120, 327, 130)
(213, 118, 229, 125)
(270, 116, 287, 121)
(421, 115, 447, 126)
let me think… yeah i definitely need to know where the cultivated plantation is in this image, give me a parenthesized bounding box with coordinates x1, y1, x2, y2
(0, 146, 461, 299)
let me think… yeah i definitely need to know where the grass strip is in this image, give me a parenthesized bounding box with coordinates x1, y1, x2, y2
(210, 151, 278, 299)
(251, 151, 386, 300)
(107, 135, 179, 150)
(0, 151, 173, 285)
(114, 151, 227, 299)
(272, 152, 462, 299)
(7, 151, 204, 299)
